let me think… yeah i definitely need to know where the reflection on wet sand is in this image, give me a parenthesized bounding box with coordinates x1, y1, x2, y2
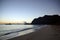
(9, 25, 60, 40)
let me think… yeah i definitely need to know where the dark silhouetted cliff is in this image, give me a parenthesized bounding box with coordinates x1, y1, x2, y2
(31, 15, 60, 25)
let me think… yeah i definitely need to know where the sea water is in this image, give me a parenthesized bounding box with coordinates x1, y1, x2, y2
(0, 25, 49, 40)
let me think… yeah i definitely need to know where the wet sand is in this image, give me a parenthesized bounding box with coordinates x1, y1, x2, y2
(9, 25, 60, 40)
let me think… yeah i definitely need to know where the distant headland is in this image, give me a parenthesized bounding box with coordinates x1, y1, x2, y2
(31, 15, 60, 25)
(0, 15, 60, 25)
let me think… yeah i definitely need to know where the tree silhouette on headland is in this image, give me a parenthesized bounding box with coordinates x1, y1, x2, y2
(31, 15, 60, 25)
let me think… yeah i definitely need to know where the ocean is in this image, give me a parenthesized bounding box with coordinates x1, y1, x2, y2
(0, 25, 43, 40)
(0, 25, 59, 40)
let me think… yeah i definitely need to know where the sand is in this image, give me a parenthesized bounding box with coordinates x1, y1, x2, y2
(8, 25, 60, 40)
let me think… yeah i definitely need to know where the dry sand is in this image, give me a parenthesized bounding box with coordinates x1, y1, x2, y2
(8, 25, 60, 40)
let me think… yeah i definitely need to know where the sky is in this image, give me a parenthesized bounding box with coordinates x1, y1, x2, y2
(0, 0, 60, 23)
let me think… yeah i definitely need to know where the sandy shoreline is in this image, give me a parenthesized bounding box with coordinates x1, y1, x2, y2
(8, 25, 60, 40)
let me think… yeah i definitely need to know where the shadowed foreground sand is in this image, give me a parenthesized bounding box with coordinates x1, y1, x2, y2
(9, 25, 60, 40)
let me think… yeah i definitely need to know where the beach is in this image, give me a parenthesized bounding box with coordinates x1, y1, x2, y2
(9, 25, 60, 40)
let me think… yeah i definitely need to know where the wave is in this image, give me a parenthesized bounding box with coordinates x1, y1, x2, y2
(0, 28, 33, 37)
